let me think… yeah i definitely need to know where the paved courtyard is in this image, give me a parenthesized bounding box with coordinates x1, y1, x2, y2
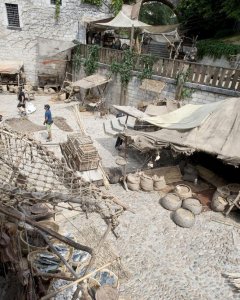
(0, 94, 240, 300)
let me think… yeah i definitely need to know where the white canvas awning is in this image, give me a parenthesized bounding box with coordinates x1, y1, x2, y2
(96, 5, 150, 28)
(142, 101, 222, 129)
(38, 38, 76, 58)
(0, 60, 23, 74)
(72, 74, 111, 89)
(122, 98, 240, 166)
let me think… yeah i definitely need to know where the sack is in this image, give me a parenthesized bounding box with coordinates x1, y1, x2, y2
(140, 173, 153, 191)
(153, 175, 166, 191)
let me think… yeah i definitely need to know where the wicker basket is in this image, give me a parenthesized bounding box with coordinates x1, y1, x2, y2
(175, 184, 192, 199)
(27, 250, 65, 281)
(37, 220, 59, 232)
(20, 229, 48, 255)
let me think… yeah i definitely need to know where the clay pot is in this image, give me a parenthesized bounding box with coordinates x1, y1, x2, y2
(172, 208, 195, 228)
(182, 198, 202, 215)
(160, 193, 182, 211)
(175, 184, 192, 199)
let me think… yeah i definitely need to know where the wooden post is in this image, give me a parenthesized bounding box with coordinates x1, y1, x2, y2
(130, 25, 135, 51)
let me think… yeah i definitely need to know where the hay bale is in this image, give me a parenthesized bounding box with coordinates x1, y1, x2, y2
(172, 208, 195, 228)
(160, 193, 182, 211)
(182, 198, 202, 215)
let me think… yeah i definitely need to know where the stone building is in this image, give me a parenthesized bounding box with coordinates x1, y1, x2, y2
(0, 0, 110, 85)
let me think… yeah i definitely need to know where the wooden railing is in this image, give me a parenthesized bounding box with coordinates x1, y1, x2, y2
(78, 44, 240, 92)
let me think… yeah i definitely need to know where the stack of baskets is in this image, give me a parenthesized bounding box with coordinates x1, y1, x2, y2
(60, 134, 100, 171)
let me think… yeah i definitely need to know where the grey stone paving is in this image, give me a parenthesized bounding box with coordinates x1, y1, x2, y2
(0, 95, 239, 300)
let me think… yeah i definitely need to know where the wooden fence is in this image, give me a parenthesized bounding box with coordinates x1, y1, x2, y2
(78, 44, 240, 92)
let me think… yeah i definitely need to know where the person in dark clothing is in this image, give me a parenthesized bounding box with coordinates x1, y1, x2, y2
(115, 112, 125, 149)
(94, 32, 101, 45)
(43, 104, 53, 141)
(17, 88, 26, 115)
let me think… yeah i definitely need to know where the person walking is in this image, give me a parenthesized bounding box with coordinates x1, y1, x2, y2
(43, 104, 53, 141)
(17, 88, 26, 116)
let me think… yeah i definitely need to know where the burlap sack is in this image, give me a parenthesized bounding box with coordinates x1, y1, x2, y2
(172, 208, 195, 228)
(140, 173, 153, 191)
(160, 193, 182, 211)
(153, 175, 166, 191)
(182, 198, 202, 215)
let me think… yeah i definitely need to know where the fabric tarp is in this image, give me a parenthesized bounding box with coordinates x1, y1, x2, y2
(96, 6, 149, 28)
(0, 60, 23, 74)
(72, 74, 111, 89)
(122, 98, 240, 166)
(38, 38, 75, 58)
(142, 101, 222, 129)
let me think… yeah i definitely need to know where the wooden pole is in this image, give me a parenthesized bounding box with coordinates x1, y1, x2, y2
(40, 260, 116, 300)
(0, 205, 93, 254)
(130, 25, 134, 51)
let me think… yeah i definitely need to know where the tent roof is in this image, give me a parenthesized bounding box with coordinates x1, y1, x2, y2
(143, 24, 179, 34)
(96, 5, 149, 28)
(122, 98, 240, 166)
(0, 60, 23, 74)
(142, 101, 222, 130)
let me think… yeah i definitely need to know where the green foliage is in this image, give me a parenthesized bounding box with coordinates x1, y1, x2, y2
(111, 0, 123, 15)
(139, 2, 176, 25)
(177, 0, 237, 39)
(181, 88, 193, 99)
(110, 50, 136, 87)
(221, 0, 240, 20)
(197, 40, 240, 59)
(72, 45, 82, 72)
(84, 45, 100, 76)
(138, 55, 156, 81)
(82, 0, 102, 6)
(55, 0, 61, 20)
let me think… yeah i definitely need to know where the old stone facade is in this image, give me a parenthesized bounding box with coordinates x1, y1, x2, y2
(0, 0, 110, 84)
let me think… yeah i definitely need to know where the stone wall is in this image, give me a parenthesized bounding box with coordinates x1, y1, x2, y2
(75, 64, 236, 108)
(0, 0, 110, 84)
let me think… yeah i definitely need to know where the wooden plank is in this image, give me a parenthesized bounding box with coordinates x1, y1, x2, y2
(166, 60, 174, 78)
(161, 58, 168, 77)
(199, 65, 208, 84)
(144, 165, 182, 184)
(230, 69, 240, 90)
(193, 63, 202, 83)
(172, 60, 180, 79)
(217, 68, 227, 88)
(212, 67, 222, 87)
(205, 66, 214, 85)
(223, 69, 235, 89)
(188, 64, 196, 82)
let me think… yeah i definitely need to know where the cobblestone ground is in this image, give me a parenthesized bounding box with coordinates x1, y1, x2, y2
(1, 95, 240, 300)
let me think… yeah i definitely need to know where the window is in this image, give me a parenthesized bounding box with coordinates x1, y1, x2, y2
(5, 3, 20, 28)
(50, 0, 62, 4)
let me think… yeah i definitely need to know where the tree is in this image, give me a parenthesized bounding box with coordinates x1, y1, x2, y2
(177, 0, 239, 39)
(139, 2, 177, 25)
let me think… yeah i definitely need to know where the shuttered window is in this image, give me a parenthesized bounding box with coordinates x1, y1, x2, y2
(50, 0, 62, 4)
(5, 3, 20, 28)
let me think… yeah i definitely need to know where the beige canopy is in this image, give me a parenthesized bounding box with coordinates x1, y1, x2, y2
(72, 74, 111, 89)
(96, 5, 149, 28)
(0, 60, 23, 74)
(122, 98, 240, 166)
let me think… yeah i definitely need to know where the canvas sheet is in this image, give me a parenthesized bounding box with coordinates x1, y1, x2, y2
(142, 101, 222, 129)
(123, 98, 240, 166)
(0, 60, 23, 74)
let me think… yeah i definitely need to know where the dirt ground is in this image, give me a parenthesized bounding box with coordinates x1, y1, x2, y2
(0, 94, 240, 300)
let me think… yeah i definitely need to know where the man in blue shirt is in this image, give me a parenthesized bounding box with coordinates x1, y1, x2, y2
(43, 104, 53, 141)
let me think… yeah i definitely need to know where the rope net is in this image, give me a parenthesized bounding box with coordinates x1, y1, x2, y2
(0, 125, 125, 228)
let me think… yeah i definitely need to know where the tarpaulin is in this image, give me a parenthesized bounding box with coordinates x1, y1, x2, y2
(0, 60, 23, 74)
(122, 98, 240, 166)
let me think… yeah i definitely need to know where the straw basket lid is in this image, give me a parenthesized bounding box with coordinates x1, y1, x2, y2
(115, 157, 127, 166)
(96, 285, 119, 300)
